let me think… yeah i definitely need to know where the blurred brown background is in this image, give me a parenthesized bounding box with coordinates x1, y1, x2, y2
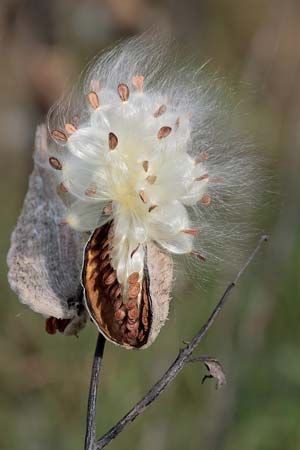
(1, 1, 300, 450)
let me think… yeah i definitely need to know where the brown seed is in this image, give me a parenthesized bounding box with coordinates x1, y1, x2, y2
(128, 283, 140, 298)
(139, 190, 148, 203)
(126, 321, 138, 331)
(108, 132, 118, 150)
(128, 307, 139, 321)
(148, 204, 158, 213)
(127, 328, 139, 339)
(118, 83, 130, 101)
(157, 126, 172, 139)
(195, 173, 209, 182)
(103, 202, 113, 215)
(175, 117, 180, 130)
(100, 248, 110, 261)
(195, 151, 209, 164)
(104, 271, 116, 286)
(113, 299, 123, 311)
(153, 104, 167, 118)
(200, 194, 211, 206)
(127, 299, 137, 309)
(146, 175, 157, 185)
(138, 330, 145, 341)
(142, 160, 149, 172)
(114, 309, 126, 321)
(45, 317, 57, 335)
(85, 186, 97, 197)
(99, 258, 111, 272)
(65, 123, 77, 135)
(87, 91, 100, 109)
(115, 287, 122, 298)
(128, 272, 139, 284)
(142, 314, 148, 327)
(71, 115, 80, 127)
(58, 182, 68, 193)
(182, 228, 199, 236)
(49, 157, 62, 170)
(51, 129, 67, 142)
(209, 177, 224, 184)
(132, 75, 144, 92)
(192, 251, 206, 262)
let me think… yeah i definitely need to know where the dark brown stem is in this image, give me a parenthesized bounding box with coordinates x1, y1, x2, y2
(93, 235, 268, 449)
(84, 333, 106, 450)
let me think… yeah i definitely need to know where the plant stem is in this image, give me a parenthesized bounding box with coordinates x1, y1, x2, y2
(84, 333, 106, 450)
(95, 235, 268, 449)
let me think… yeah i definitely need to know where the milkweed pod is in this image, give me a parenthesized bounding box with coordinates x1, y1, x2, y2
(82, 222, 173, 349)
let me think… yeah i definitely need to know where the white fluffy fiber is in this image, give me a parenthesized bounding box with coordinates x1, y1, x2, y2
(46, 32, 260, 289)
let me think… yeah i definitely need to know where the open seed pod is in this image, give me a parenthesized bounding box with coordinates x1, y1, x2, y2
(82, 222, 173, 349)
(7, 125, 88, 337)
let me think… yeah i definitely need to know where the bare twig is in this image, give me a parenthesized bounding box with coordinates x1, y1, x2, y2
(89, 235, 267, 449)
(84, 333, 106, 450)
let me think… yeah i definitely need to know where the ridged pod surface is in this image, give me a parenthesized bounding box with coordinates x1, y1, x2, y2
(82, 222, 173, 349)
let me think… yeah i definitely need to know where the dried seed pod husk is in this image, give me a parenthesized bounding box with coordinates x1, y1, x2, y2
(82, 222, 173, 349)
(7, 125, 87, 336)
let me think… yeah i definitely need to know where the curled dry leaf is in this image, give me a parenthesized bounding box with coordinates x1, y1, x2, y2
(7, 125, 87, 336)
(82, 222, 173, 349)
(190, 356, 226, 389)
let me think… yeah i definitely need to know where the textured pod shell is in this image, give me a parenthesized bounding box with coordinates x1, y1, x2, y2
(82, 222, 173, 349)
(7, 126, 87, 336)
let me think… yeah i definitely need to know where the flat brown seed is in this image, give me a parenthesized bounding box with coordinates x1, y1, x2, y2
(127, 299, 137, 309)
(146, 175, 157, 185)
(139, 190, 148, 203)
(104, 271, 116, 286)
(45, 317, 57, 335)
(128, 307, 139, 321)
(108, 132, 118, 150)
(128, 284, 140, 298)
(126, 322, 138, 331)
(209, 177, 224, 184)
(113, 299, 123, 311)
(65, 123, 77, 135)
(127, 328, 139, 338)
(200, 194, 212, 205)
(195, 151, 209, 164)
(103, 202, 113, 215)
(118, 83, 130, 101)
(87, 91, 100, 109)
(195, 174, 209, 182)
(114, 309, 126, 321)
(49, 157, 62, 170)
(148, 204, 158, 213)
(51, 129, 67, 142)
(175, 117, 180, 130)
(128, 272, 139, 284)
(58, 182, 68, 193)
(132, 75, 144, 92)
(192, 251, 206, 262)
(142, 160, 149, 172)
(85, 186, 97, 197)
(182, 228, 199, 236)
(153, 104, 167, 118)
(157, 126, 172, 139)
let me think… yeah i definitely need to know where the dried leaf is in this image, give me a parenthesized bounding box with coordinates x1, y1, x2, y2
(201, 357, 226, 389)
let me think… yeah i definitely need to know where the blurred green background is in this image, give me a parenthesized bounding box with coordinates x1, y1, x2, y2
(1, 1, 300, 449)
